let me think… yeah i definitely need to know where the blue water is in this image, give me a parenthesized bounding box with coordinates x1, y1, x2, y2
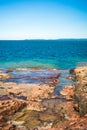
(0, 39, 87, 69)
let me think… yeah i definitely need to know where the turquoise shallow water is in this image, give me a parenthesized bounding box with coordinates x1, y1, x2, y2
(0, 39, 87, 69)
(1, 40, 86, 94)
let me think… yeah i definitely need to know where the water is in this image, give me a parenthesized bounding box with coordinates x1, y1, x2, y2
(0, 39, 87, 94)
(0, 39, 87, 69)
(54, 70, 73, 95)
(5, 69, 59, 84)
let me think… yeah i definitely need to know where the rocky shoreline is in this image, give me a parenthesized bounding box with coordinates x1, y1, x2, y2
(0, 66, 87, 130)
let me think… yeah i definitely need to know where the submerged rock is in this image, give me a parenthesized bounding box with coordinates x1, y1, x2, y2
(0, 72, 11, 81)
(15, 110, 42, 129)
(0, 95, 11, 100)
(15, 96, 77, 130)
(5, 69, 60, 85)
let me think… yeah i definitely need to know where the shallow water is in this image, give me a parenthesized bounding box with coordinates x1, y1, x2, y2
(3, 68, 73, 95)
(54, 70, 73, 95)
(0, 95, 11, 100)
(6, 69, 59, 84)
(0, 39, 87, 69)
(0, 39, 86, 94)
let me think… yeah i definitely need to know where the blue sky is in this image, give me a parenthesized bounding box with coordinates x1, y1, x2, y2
(0, 0, 87, 40)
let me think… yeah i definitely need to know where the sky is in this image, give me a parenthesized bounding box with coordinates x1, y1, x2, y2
(0, 0, 87, 40)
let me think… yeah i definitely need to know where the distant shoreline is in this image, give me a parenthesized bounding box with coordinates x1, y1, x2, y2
(0, 38, 87, 41)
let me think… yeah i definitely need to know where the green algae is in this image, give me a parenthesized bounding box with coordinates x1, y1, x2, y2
(15, 98, 68, 129)
(15, 113, 27, 121)
(15, 110, 39, 121)
(52, 120, 66, 128)
(15, 109, 65, 129)
(15, 110, 43, 129)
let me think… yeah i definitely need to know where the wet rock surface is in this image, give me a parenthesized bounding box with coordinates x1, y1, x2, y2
(5, 69, 60, 86)
(0, 98, 26, 130)
(0, 68, 58, 130)
(0, 67, 87, 130)
(0, 71, 11, 81)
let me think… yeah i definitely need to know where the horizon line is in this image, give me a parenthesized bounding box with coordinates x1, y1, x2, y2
(0, 38, 87, 41)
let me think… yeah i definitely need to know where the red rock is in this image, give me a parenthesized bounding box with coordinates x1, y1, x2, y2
(60, 86, 74, 100)
(74, 103, 79, 112)
(0, 98, 26, 129)
(74, 66, 87, 116)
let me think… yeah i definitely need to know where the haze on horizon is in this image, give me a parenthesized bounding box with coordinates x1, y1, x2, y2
(0, 0, 87, 40)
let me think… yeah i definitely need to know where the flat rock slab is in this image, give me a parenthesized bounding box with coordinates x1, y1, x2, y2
(0, 87, 8, 96)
